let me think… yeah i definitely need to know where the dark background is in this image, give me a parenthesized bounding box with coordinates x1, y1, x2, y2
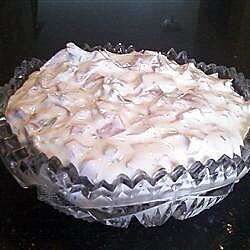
(0, 1, 250, 249)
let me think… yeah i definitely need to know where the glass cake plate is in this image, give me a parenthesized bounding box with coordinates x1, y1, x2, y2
(1, 43, 250, 228)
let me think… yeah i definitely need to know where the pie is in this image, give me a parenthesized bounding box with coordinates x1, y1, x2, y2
(6, 43, 250, 182)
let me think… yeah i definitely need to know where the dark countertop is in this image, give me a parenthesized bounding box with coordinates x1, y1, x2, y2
(0, 1, 250, 249)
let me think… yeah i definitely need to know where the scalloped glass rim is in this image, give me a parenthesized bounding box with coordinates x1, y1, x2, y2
(1, 43, 250, 227)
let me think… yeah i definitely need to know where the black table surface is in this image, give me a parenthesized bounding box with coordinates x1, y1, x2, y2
(0, 1, 250, 250)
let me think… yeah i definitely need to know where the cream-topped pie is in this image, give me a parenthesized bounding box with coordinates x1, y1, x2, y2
(5, 43, 250, 182)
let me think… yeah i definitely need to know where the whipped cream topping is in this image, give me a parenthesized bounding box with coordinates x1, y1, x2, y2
(6, 43, 250, 182)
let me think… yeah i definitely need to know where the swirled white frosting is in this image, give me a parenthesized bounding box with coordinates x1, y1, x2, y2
(6, 43, 250, 182)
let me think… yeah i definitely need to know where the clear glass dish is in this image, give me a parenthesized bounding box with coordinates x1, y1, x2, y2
(1, 43, 250, 228)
